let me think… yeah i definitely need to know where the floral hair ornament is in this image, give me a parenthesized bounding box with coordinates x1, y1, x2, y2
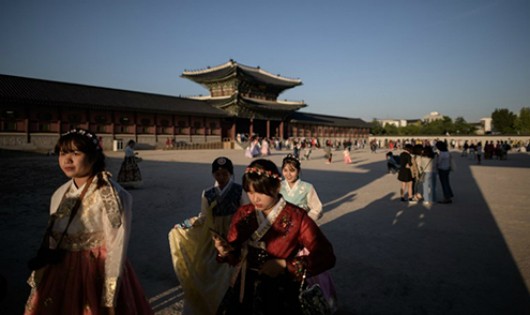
(62, 128, 102, 151)
(245, 167, 281, 180)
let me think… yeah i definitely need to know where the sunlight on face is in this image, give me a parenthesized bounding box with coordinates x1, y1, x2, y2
(282, 164, 299, 185)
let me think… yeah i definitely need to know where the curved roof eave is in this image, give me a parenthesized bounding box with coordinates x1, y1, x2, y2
(181, 60, 302, 88)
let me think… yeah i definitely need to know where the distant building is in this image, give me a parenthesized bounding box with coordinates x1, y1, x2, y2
(0, 60, 370, 151)
(480, 117, 493, 133)
(377, 119, 408, 128)
(422, 111, 444, 123)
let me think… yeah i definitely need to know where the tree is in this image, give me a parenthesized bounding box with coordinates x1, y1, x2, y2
(370, 119, 384, 135)
(514, 107, 530, 135)
(453, 117, 475, 135)
(384, 124, 399, 135)
(492, 108, 517, 134)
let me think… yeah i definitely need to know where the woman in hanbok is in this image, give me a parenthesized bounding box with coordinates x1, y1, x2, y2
(168, 157, 249, 315)
(280, 155, 338, 313)
(343, 148, 352, 164)
(245, 137, 261, 158)
(214, 159, 336, 315)
(25, 128, 153, 315)
(280, 155, 323, 221)
(117, 140, 142, 188)
(260, 138, 270, 156)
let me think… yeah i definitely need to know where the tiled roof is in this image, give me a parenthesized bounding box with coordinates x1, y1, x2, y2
(181, 60, 302, 88)
(0, 74, 229, 117)
(202, 94, 306, 112)
(289, 111, 371, 128)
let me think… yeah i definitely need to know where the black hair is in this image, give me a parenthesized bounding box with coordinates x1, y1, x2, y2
(242, 159, 281, 197)
(54, 129, 106, 186)
(421, 145, 436, 158)
(281, 154, 301, 172)
(436, 141, 448, 152)
(212, 156, 234, 174)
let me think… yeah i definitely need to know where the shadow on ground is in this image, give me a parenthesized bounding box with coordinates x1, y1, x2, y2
(1, 149, 529, 314)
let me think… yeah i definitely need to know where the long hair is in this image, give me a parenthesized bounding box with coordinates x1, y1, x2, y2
(242, 159, 281, 197)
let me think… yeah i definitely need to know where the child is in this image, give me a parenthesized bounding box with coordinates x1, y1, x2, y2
(168, 157, 249, 315)
(25, 128, 153, 315)
(280, 155, 338, 313)
(214, 159, 336, 314)
(117, 139, 142, 188)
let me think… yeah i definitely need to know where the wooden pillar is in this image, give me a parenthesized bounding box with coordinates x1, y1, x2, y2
(111, 111, 116, 139)
(230, 120, 236, 140)
(25, 106, 30, 143)
(266, 120, 270, 139)
(204, 117, 207, 143)
(154, 113, 158, 143)
(86, 109, 90, 132)
(188, 116, 192, 143)
(134, 113, 138, 143)
(249, 119, 254, 138)
(279, 121, 284, 139)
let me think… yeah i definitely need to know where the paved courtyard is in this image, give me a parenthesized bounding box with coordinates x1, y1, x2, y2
(1, 147, 529, 314)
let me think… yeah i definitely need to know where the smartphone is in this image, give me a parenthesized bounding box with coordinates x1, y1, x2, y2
(209, 228, 233, 250)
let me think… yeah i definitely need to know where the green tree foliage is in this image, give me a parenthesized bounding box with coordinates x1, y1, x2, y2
(515, 107, 530, 135)
(369, 108, 529, 136)
(492, 108, 517, 134)
(384, 124, 399, 135)
(453, 117, 475, 135)
(402, 124, 421, 135)
(370, 119, 384, 135)
(371, 116, 477, 136)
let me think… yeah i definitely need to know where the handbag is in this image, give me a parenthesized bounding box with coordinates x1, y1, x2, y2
(299, 269, 332, 315)
(27, 177, 93, 271)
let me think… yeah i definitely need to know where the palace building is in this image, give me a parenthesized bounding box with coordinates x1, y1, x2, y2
(0, 60, 370, 151)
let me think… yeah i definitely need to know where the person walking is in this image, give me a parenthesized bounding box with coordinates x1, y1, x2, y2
(280, 155, 338, 312)
(25, 128, 153, 315)
(168, 157, 249, 315)
(436, 141, 454, 204)
(213, 159, 336, 314)
(397, 144, 415, 202)
(117, 140, 142, 188)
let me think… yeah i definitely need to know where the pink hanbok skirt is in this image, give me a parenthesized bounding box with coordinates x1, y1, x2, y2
(24, 246, 153, 315)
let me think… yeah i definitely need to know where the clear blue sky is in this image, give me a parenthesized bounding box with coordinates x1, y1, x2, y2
(1, 0, 529, 123)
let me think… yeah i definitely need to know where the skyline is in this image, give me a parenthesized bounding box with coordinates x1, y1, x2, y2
(1, 0, 529, 123)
